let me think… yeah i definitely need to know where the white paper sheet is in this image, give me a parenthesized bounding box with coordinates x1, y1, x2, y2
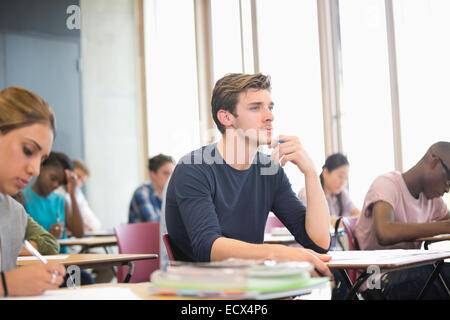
(17, 255, 69, 261)
(3, 287, 142, 300)
(328, 249, 450, 266)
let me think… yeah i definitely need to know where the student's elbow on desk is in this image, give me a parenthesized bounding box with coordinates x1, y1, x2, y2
(72, 228, 84, 239)
(375, 229, 396, 246)
(305, 232, 330, 253)
(373, 201, 399, 246)
(309, 240, 330, 253)
(374, 220, 400, 246)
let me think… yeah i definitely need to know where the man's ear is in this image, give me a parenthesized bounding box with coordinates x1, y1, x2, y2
(429, 154, 440, 169)
(216, 109, 235, 128)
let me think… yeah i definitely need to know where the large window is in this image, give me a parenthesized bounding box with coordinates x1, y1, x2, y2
(393, 0, 450, 169)
(142, 0, 450, 207)
(211, 0, 243, 82)
(144, 0, 201, 162)
(256, 0, 325, 194)
(338, 0, 395, 208)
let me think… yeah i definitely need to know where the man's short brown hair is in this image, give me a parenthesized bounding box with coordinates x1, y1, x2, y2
(148, 154, 175, 172)
(211, 73, 271, 134)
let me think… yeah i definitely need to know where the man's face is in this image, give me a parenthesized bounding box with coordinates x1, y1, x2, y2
(230, 88, 274, 146)
(149, 162, 174, 190)
(74, 168, 89, 188)
(423, 154, 450, 199)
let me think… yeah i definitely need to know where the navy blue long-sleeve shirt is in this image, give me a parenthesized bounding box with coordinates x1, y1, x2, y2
(165, 144, 329, 262)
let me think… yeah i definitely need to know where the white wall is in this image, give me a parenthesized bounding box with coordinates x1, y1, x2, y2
(80, 0, 144, 230)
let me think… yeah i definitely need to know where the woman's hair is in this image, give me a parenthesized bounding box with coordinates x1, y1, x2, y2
(41, 151, 73, 185)
(0, 86, 56, 135)
(211, 73, 271, 134)
(320, 153, 350, 216)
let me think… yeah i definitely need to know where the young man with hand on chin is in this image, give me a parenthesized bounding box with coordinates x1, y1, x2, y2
(165, 73, 332, 278)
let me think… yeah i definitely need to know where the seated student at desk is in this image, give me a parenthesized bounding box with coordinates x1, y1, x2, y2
(129, 154, 175, 223)
(0, 86, 65, 297)
(21, 152, 94, 286)
(166, 73, 333, 278)
(22, 152, 85, 253)
(56, 159, 102, 233)
(355, 141, 450, 299)
(298, 153, 360, 228)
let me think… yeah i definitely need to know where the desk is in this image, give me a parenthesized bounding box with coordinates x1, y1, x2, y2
(84, 229, 115, 237)
(327, 249, 450, 300)
(415, 234, 450, 295)
(58, 236, 117, 253)
(3, 283, 240, 300)
(3, 283, 173, 300)
(17, 253, 157, 283)
(417, 234, 450, 250)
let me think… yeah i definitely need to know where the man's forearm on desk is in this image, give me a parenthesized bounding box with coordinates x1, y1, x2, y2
(374, 202, 450, 245)
(210, 237, 319, 262)
(210, 237, 276, 261)
(376, 220, 450, 245)
(210, 237, 333, 277)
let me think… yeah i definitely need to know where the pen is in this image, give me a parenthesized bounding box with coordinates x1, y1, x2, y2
(23, 240, 49, 264)
(23, 240, 61, 281)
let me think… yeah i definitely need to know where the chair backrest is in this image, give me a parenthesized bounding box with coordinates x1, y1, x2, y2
(162, 233, 175, 261)
(114, 222, 160, 283)
(339, 216, 360, 251)
(264, 215, 285, 233)
(335, 216, 360, 284)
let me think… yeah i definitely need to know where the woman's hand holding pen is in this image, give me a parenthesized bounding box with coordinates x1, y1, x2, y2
(2, 263, 65, 296)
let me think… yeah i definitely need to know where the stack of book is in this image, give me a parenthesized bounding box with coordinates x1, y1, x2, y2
(149, 259, 329, 299)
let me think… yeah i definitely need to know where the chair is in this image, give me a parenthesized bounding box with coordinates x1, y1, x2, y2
(335, 216, 360, 251)
(335, 216, 360, 284)
(114, 222, 160, 283)
(162, 233, 175, 261)
(264, 214, 285, 233)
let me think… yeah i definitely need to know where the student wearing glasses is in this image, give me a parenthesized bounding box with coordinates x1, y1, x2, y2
(355, 141, 450, 299)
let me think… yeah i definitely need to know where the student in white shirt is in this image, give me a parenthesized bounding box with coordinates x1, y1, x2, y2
(56, 159, 102, 233)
